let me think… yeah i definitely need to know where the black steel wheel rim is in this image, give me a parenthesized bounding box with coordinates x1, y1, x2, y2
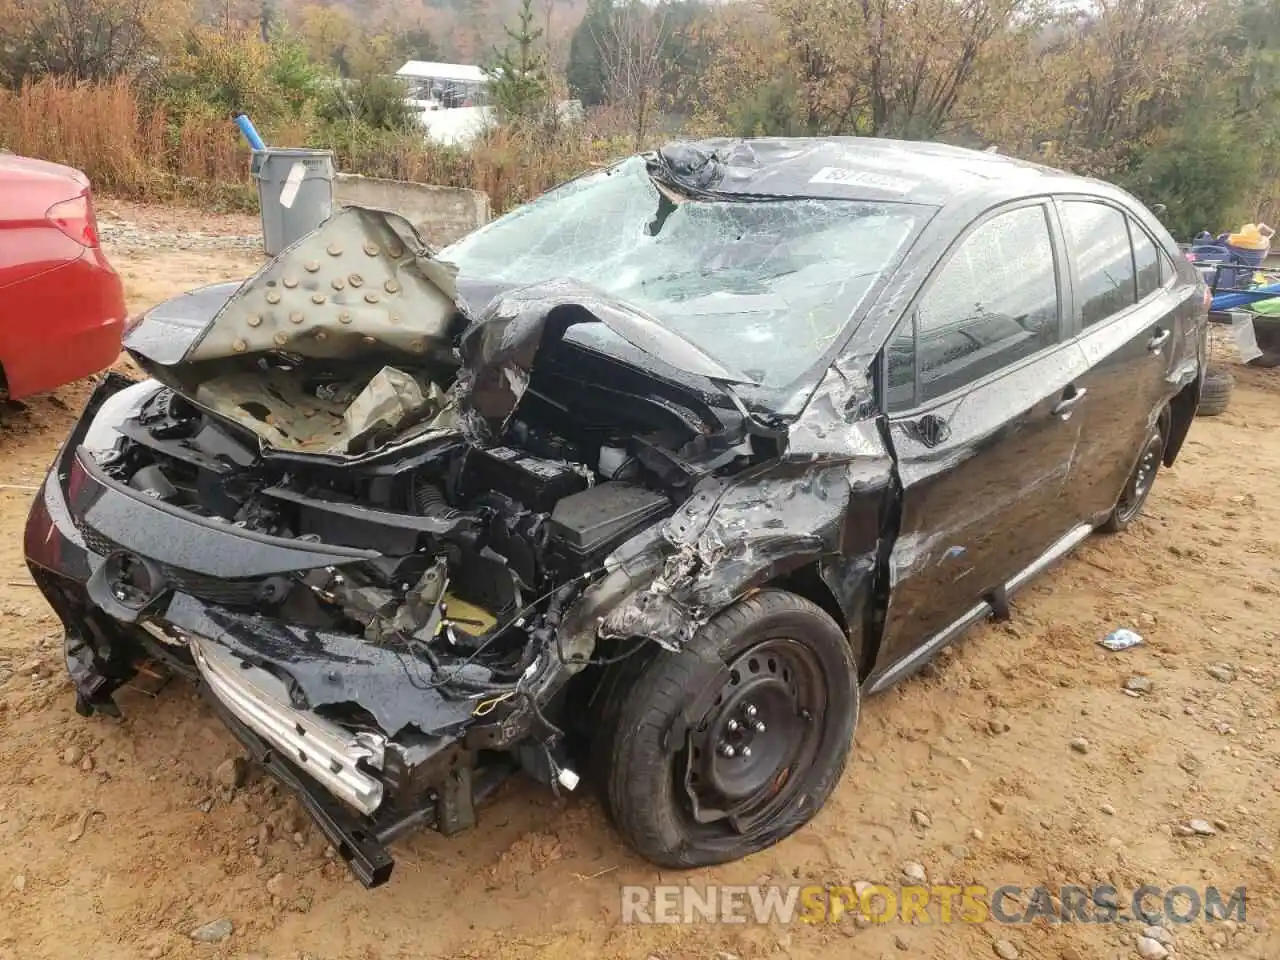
(1117, 432, 1162, 523)
(684, 638, 828, 830)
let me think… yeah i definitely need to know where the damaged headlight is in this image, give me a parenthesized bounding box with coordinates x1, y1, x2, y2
(81, 379, 164, 456)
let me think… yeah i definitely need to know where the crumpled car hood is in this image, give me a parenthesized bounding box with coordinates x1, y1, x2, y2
(125, 206, 748, 458)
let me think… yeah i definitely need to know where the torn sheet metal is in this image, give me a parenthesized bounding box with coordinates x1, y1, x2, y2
(454, 277, 754, 439)
(342, 367, 456, 455)
(165, 593, 476, 739)
(184, 207, 460, 365)
(603, 363, 895, 648)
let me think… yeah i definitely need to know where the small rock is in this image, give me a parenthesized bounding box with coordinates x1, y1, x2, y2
(1179, 755, 1203, 775)
(189, 919, 233, 944)
(854, 880, 874, 899)
(1061, 948, 1084, 960)
(79, 755, 94, 773)
(901, 861, 927, 884)
(292, 831, 305, 847)
(265, 872, 293, 899)
(970, 827, 984, 841)
(1143, 926, 1175, 946)
(911, 809, 932, 829)
(1101, 803, 1116, 816)
(12, 874, 26, 893)
(948, 844, 970, 859)
(1135, 936, 1169, 960)
(62, 745, 84, 766)
(1213, 818, 1229, 832)
(987, 719, 1010, 734)
(1209, 930, 1228, 948)
(1174, 824, 1197, 837)
(893, 933, 909, 950)
(993, 939, 1020, 960)
(1188, 819, 1216, 836)
(196, 797, 214, 814)
(1125, 676, 1153, 694)
(1069, 737, 1090, 754)
(1206, 663, 1236, 683)
(215, 756, 249, 790)
(990, 797, 1008, 813)
(958, 757, 973, 771)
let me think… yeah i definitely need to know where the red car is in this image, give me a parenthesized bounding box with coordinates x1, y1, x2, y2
(0, 154, 125, 399)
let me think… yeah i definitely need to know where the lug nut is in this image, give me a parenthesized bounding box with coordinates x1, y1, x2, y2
(726, 719, 739, 733)
(743, 703, 758, 719)
(753, 720, 767, 733)
(741, 746, 752, 758)
(720, 744, 736, 758)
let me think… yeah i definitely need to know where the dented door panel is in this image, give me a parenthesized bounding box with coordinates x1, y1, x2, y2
(871, 343, 1090, 679)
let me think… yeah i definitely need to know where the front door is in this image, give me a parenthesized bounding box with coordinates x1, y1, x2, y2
(874, 201, 1089, 677)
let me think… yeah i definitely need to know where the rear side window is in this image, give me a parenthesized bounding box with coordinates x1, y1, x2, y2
(1130, 220, 1161, 299)
(1060, 200, 1137, 327)
(908, 204, 1060, 403)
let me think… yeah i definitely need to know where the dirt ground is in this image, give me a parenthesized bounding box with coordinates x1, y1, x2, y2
(1, 200, 1277, 960)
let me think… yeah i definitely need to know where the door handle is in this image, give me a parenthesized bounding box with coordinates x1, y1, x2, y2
(1148, 328, 1171, 352)
(1052, 386, 1087, 420)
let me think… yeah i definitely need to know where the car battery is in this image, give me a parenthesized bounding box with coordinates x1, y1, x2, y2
(459, 445, 589, 513)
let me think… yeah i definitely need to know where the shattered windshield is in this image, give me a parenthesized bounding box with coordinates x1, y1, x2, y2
(440, 157, 924, 388)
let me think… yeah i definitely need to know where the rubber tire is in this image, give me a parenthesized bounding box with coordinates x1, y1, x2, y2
(1196, 366, 1234, 417)
(1100, 419, 1166, 534)
(598, 589, 858, 869)
(1248, 320, 1280, 367)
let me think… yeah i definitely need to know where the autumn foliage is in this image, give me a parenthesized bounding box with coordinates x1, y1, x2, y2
(1, 0, 1279, 233)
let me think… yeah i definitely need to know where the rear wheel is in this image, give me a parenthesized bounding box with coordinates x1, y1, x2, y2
(598, 589, 858, 868)
(1196, 366, 1234, 417)
(1101, 420, 1166, 533)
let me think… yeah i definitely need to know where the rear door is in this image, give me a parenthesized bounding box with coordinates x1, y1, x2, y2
(875, 201, 1091, 675)
(1055, 198, 1181, 522)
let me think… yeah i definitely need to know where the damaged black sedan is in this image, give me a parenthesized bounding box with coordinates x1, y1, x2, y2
(25, 138, 1207, 886)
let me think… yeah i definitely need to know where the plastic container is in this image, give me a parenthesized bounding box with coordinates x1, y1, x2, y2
(251, 148, 336, 256)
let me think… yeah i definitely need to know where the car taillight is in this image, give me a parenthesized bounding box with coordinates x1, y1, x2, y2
(46, 191, 100, 248)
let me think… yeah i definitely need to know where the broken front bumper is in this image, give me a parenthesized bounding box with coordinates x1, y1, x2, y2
(21, 378, 523, 887)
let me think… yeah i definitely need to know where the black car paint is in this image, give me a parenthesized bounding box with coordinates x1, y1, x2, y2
(23, 137, 1206, 886)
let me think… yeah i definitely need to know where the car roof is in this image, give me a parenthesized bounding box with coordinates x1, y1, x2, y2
(654, 137, 1121, 208)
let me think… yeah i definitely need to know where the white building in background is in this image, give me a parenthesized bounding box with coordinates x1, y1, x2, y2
(394, 59, 583, 149)
(396, 61, 489, 110)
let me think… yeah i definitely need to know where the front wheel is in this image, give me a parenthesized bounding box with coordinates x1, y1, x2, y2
(598, 589, 858, 868)
(1101, 421, 1166, 533)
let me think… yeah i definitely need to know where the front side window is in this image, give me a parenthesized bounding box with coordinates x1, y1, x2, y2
(1060, 200, 1137, 327)
(911, 204, 1060, 403)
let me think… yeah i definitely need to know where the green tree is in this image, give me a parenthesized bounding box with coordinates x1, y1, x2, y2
(485, 0, 550, 123)
(566, 0, 611, 105)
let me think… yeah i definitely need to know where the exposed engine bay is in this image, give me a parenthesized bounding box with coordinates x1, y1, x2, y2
(34, 201, 852, 888)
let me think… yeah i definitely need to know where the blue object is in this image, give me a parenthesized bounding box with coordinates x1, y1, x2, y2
(234, 113, 267, 151)
(1211, 281, 1280, 311)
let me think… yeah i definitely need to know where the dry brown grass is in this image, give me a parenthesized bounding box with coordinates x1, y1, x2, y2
(0, 77, 634, 214)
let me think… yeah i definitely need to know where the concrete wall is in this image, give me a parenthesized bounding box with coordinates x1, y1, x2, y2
(332, 173, 490, 247)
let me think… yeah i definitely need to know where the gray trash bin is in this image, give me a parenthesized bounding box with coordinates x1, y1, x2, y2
(251, 148, 336, 256)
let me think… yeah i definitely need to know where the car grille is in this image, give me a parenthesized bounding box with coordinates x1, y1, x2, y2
(75, 517, 264, 608)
